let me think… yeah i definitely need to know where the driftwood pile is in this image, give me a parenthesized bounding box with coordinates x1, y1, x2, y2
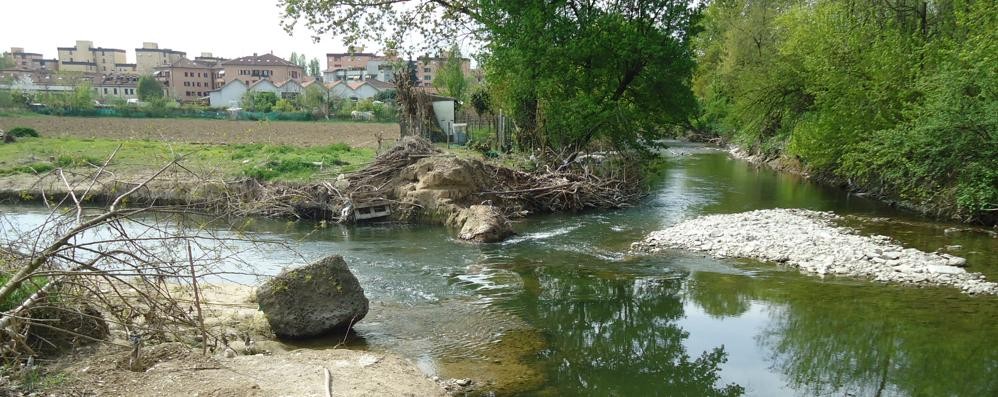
(231, 137, 643, 222)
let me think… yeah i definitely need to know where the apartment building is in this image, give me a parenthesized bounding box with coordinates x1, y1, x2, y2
(57, 40, 134, 73)
(135, 42, 186, 74)
(154, 57, 219, 102)
(219, 53, 304, 86)
(6, 47, 60, 71)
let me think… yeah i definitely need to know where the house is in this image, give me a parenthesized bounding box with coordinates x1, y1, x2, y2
(94, 74, 139, 101)
(208, 78, 307, 108)
(57, 40, 134, 73)
(154, 57, 221, 102)
(301, 79, 328, 97)
(208, 79, 247, 108)
(135, 42, 186, 75)
(275, 79, 304, 99)
(323, 79, 393, 100)
(219, 53, 305, 86)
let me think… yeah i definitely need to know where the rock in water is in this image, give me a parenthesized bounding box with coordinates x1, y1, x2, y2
(450, 205, 514, 243)
(257, 255, 369, 338)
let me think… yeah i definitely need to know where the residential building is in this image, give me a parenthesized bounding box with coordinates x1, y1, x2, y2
(94, 74, 139, 101)
(154, 57, 220, 102)
(324, 79, 392, 100)
(414, 54, 472, 86)
(6, 47, 60, 71)
(324, 52, 382, 81)
(219, 53, 304, 86)
(135, 42, 186, 75)
(208, 79, 247, 108)
(208, 78, 306, 108)
(57, 40, 133, 73)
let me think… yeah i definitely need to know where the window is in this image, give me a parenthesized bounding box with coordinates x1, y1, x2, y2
(103, 88, 108, 94)
(423, 75, 431, 80)
(423, 67, 431, 73)
(113, 88, 118, 95)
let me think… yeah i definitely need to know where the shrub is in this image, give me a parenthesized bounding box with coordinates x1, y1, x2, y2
(8, 127, 39, 137)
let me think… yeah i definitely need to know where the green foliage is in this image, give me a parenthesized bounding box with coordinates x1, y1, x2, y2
(694, 0, 997, 222)
(8, 127, 39, 137)
(483, 1, 701, 151)
(431, 44, 472, 103)
(0, 273, 47, 312)
(301, 85, 330, 118)
(281, 0, 702, 153)
(242, 91, 279, 112)
(233, 143, 353, 180)
(373, 89, 396, 102)
(137, 75, 165, 101)
(71, 81, 95, 110)
(0, 53, 14, 69)
(274, 98, 298, 112)
(469, 85, 491, 116)
(308, 58, 321, 77)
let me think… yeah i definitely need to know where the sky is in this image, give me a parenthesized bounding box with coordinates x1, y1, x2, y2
(0, 0, 366, 63)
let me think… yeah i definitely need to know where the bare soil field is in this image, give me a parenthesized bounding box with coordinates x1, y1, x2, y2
(0, 116, 400, 148)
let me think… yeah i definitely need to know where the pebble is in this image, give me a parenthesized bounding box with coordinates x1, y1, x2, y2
(632, 209, 997, 295)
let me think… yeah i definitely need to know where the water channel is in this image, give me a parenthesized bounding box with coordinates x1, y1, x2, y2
(4, 142, 996, 396)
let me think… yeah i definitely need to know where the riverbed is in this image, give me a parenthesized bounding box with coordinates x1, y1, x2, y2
(3, 141, 996, 396)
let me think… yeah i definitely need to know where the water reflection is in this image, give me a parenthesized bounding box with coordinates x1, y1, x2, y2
(505, 257, 744, 396)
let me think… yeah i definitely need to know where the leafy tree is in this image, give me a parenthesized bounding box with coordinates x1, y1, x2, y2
(308, 58, 321, 78)
(469, 85, 491, 116)
(0, 53, 13, 69)
(137, 75, 165, 101)
(71, 81, 95, 109)
(280, 0, 702, 153)
(274, 98, 298, 112)
(373, 89, 396, 102)
(241, 91, 279, 112)
(693, 0, 997, 222)
(301, 85, 330, 118)
(431, 44, 471, 103)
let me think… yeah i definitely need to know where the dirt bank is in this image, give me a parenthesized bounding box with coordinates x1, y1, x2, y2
(37, 284, 447, 397)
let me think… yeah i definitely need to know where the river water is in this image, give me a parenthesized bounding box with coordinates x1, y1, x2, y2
(3, 142, 996, 396)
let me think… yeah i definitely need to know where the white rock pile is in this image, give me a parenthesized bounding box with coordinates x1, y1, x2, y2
(632, 209, 997, 295)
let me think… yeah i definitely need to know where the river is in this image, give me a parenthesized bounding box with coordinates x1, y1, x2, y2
(3, 141, 996, 396)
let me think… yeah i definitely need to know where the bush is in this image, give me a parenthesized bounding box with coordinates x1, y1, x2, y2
(8, 127, 39, 137)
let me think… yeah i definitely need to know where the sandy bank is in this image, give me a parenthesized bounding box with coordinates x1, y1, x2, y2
(632, 209, 997, 295)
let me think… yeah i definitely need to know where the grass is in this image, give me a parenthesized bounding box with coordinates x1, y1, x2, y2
(0, 272, 47, 312)
(0, 137, 376, 182)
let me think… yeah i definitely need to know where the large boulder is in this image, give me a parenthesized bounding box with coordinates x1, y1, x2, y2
(256, 255, 369, 338)
(449, 205, 514, 243)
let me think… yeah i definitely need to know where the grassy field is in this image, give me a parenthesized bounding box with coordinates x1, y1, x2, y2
(0, 136, 376, 182)
(0, 115, 400, 148)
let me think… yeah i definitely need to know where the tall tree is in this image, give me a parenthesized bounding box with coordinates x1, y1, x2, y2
(137, 75, 165, 101)
(431, 44, 470, 102)
(308, 58, 321, 78)
(280, 0, 701, 152)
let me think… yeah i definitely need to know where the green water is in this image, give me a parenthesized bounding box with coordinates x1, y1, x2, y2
(4, 142, 996, 396)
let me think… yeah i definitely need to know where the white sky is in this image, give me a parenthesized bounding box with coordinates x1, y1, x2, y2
(0, 0, 365, 63)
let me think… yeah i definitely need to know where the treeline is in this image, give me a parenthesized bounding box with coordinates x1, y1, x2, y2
(694, 0, 996, 223)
